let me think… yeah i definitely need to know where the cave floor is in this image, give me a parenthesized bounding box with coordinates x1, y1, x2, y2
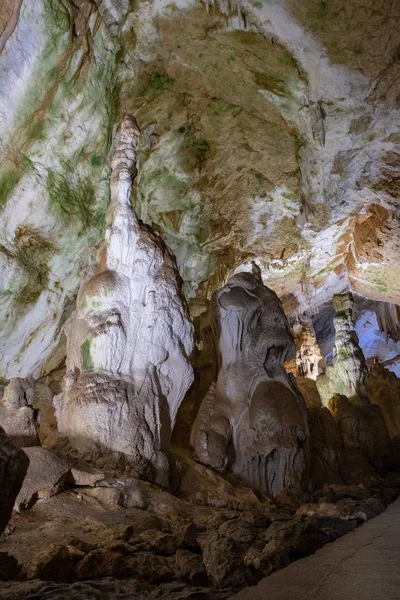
(231, 496, 400, 600)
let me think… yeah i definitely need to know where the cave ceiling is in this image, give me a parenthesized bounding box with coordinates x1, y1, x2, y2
(0, 0, 399, 377)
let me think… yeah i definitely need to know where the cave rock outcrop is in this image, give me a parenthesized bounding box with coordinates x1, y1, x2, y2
(367, 361, 400, 438)
(191, 264, 309, 497)
(0, 426, 29, 535)
(0, 378, 40, 447)
(328, 393, 390, 477)
(317, 293, 368, 405)
(294, 323, 324, 381)
(54, 116, 194, 486)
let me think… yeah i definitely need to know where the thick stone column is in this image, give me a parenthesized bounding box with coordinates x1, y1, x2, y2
(191, 263, 309, 497)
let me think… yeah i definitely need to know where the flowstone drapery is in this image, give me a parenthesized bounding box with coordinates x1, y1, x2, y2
(54, 116, 194, 486)
(191, 264, 309, 497)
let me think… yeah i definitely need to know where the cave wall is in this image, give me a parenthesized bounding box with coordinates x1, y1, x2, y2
(0, 0, 399, 386)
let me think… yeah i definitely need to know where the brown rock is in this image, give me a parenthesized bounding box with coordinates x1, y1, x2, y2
(0, 552, 19, 581)
(197, 530, 254, 588)
(0, 426, 29, 535)
(22, 544, 76, 583)
(175, 549, 209, 586)
(139, 530, 178, 556)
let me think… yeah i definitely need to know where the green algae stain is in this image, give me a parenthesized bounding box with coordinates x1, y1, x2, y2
(0, 170, 23, 209)
(46, 168, 102, 234)
(0, 227, 56, 310)
(81, 337, 94, 372)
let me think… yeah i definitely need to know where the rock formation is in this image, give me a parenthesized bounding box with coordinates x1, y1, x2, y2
(307, 407, 343, 490)
(0, 378, 40, 447)
(367, 361, 400, 438)
(293, 324, 324, 380)
(328, 393, 390, 477)
(0, 426, 29, 535)
(191, 264, 309, 497)
(54, 116, 194, 486)
(317, 294, 368, 405)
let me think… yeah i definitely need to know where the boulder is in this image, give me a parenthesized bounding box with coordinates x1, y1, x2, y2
(67, 463, 104, 487)
(80, 479, 148, 510)
(0, 379, 40, 447)
(22, 544, 76, 582)
(175, 549, 209, 586)
(139, 530, 178, 556)
(14, 447, 73, 511)
(197, 529, 254, 588)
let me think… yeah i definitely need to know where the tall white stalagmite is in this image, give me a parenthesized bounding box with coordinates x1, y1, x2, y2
(55, 116, 194, 486)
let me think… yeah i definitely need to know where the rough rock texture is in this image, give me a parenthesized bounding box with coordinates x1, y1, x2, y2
(328, 393, 390, 477)
(14, 446, 73, 512)
(0, 425, 28, 534)
(54, 116, 194, 486)
(0, 378, 40, 447)
(317, 294, 369, 405)
(0, 0, 399, 378)
(367, 361, 400, 438)
(293, 323, 324, 380)
(1, 453, 400, 598)
(307, 407, 343, 490)
(191, 264, 309, 496)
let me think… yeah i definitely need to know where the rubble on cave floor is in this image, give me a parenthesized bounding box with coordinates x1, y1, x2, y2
(1, 448, 400, 600)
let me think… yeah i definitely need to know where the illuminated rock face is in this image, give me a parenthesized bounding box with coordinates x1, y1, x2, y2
(316, 294, 391, 475)
(55, 116, 194, 486)
(294, 324, 324, 381)
(317, 294, 369, 405)
(191, 265, 309, 497)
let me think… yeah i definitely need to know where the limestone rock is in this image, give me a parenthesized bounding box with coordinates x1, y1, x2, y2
(55, 116, 194, 487)
(175, 549, 209, 586)
(22, 544, 77, 583)
(14, 447, 73, 512)
(307, 406, 343, 491)
(67, 463, 104, 487)
(293, 324, 324, 380)
(76, 548, 174, 583)
(0, 581, 146, 600)
(0, 426, 29, 535)
(367, 362, 400, 438)
(0, 552, 19, 581)
(80, 479, 148, 511)
(197, 529, 254, 588)
(317, 294, 369, 405)
(0, 378, 40, 447)
(139, 530, 178, 556)
(329, 393, 390, 475)
(296, 378, 323, 409)
(191, 266, 309, 496)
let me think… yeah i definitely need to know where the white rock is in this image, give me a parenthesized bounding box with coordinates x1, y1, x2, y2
(55, 116, 194, 487)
